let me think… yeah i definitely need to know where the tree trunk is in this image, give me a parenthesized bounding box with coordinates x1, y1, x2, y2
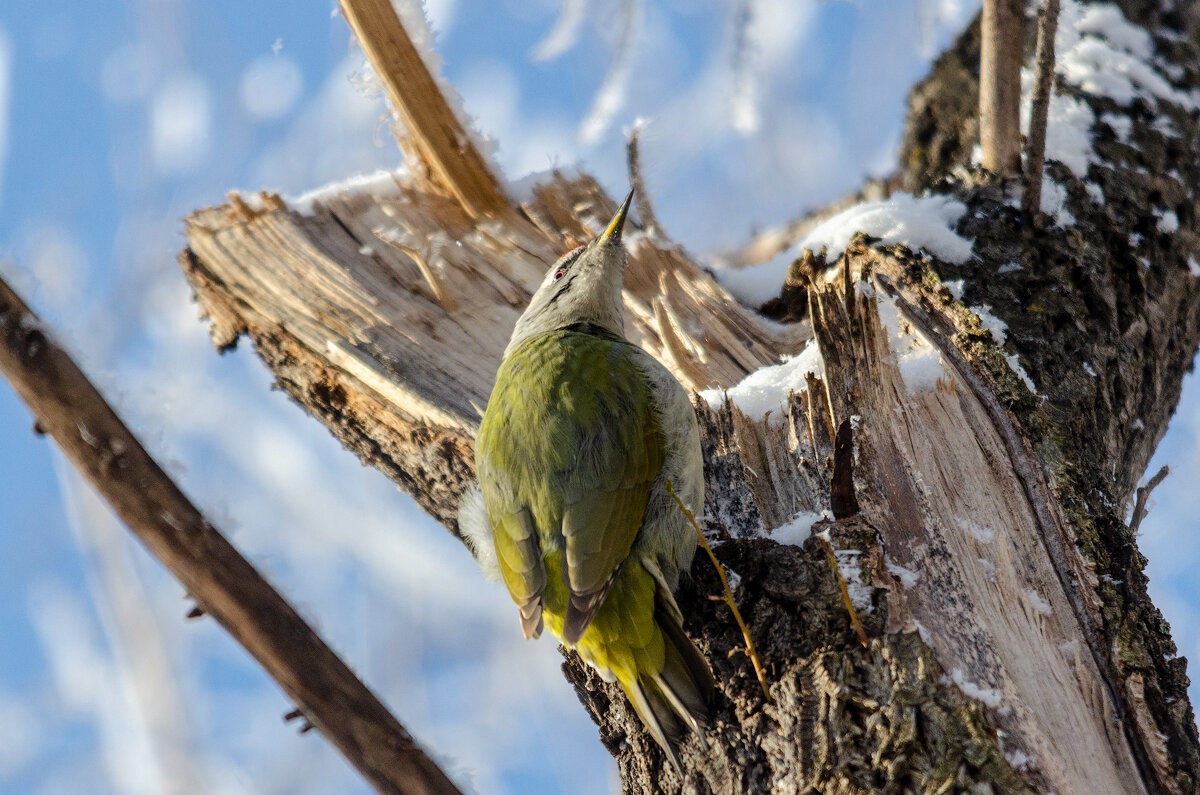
(179, 2, 1200, 792)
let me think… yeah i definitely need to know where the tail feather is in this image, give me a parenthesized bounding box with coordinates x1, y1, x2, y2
(655, 594, 717, 726)
(625, 676, 685, 774)
(652, 671, 708, 751)
(620, 578, 716, 772)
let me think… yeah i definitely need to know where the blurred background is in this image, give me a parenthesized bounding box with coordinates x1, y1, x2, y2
(0, 1, 1195, 793)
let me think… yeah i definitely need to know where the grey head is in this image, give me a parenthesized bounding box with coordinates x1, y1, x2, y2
(505, 189, 634, 357)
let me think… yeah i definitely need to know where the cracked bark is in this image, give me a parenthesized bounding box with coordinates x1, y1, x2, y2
(178, 2, 1200, 792)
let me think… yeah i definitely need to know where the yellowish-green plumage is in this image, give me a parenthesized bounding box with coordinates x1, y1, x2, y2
(473, 191, 714, 770)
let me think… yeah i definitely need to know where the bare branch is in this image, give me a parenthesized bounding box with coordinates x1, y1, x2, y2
(338, 0, 509, 219)
(980, 0, 1024, 175)
(1129, 465, 1170, 536)
(1022, 0, 1061, 232)
(0, 275, 462, 795)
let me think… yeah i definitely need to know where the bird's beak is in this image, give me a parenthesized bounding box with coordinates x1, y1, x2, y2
(601, 188, 635, 245)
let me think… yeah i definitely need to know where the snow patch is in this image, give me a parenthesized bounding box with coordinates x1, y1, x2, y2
(285, 170, 403, 215)
(1040, 177, 1075, 227)
(942, 278, 964, 301)
(771, 510, 828, 546)
(876, 293, 950, 395)
(1005, 748, 1033, 770)
(1018, 1, 1200, 191)
(1156, 210, 1179, 233)
(1152, 114, 1179, 138)
(1100, 111, 1132, 142)
(1019, 88, 1096, 179)
(997, 261, 1023, 274)
(944, 668, 1003, 708)
(1005, 352, 1038, 394)
(724, 568, 742, 591)
(799, 193, 973, 265)
(1027, 588, 1053, 616)
(835, 550, 872, 612)
(886, 560, 920, 589)
(718, 193, 973, 307)
(970, 304, 1008, 346)
(1058, 2, 1199, 110)
(959, 517, 995, 544)
(1189, 257, 1200, 277)
(700, 338, 824, 421)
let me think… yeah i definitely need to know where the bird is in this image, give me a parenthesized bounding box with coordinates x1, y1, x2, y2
(466, 188, 716, 771)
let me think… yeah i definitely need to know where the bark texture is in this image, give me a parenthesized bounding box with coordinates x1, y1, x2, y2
(178, 2, 1200, 792)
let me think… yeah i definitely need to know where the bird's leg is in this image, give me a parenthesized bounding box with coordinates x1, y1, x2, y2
(666, 481, 772, 704)
(817, 534, 870, 648)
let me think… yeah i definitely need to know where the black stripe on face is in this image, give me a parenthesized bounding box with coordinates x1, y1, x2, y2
(546, 272, 578, 305)
(544, 245, 588, 305)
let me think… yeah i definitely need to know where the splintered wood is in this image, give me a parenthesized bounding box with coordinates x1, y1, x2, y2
(810, 257, 1146, 794)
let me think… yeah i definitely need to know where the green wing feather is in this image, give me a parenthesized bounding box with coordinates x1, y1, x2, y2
(476, 331, 664, 644)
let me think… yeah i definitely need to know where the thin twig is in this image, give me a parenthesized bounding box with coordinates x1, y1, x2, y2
(666, 481, 772, 704)
(1022, 0, 1061, 233)
(816, 536, 869, 648)
(1129, 465, 1170, 536)
(0, 275, 462, 795)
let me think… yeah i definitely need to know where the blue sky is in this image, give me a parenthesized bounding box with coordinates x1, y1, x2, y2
(0, 1, 1196, 793)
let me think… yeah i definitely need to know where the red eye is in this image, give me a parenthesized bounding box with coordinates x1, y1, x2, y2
(553, 269, 566, 281)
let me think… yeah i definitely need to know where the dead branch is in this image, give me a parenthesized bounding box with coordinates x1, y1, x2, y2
(1022, 0, 1062, 231)
(0, 275, 462, 795)
(1130, 465, 1170, 536)
(337, 0, 509, 218)
(980, 0, 1024, 175)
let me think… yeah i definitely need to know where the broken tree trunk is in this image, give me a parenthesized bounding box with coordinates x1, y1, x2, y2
(178, 1, 1200, 792)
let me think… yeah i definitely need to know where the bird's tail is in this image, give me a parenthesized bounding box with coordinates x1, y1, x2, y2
(620, 578, 717, 773)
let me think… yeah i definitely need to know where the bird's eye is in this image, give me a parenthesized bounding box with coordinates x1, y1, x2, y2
(553, 269, 566, 281)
